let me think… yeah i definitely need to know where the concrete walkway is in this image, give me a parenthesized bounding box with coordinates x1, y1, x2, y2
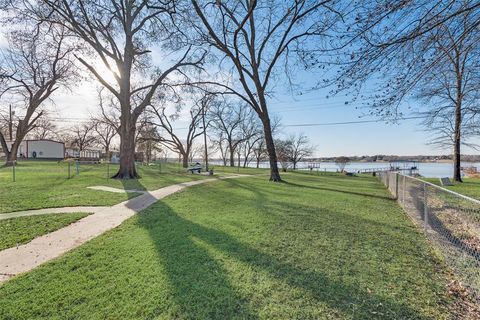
(0, 207, 106, 221)
(0, 175, 247, 283)
(0, 186, 147, 221)
(86, 186, 146, 194)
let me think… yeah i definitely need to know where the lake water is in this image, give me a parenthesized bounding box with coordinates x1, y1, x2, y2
(295, 162, 476, 178)
(212, 160, 479, 178)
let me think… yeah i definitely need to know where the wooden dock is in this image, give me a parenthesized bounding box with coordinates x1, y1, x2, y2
(358, 166, 419, 175)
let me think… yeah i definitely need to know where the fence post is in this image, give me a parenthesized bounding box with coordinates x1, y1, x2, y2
(402, 175, 406, 205)
(395, 173, 399, 200)
(423, 182, 428, 231)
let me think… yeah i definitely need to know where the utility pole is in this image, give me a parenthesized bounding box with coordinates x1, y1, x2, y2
(202, 99, 209, 171)
(8, 104, 13, 141)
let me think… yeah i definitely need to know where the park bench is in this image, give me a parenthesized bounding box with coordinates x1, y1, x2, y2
(186, 164, 202, 174)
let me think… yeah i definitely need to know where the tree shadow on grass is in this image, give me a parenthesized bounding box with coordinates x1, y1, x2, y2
(137, 202, 434, 320)
(117, 175, 149, 191)
(214, 178, 392, 211)
(137, 204, 259, 319)
(191, 178, 427, 250)
(282, 180, 394, 201)
(115, 165, 208, 191)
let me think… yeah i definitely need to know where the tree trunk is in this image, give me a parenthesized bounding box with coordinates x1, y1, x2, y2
(112, 33, 140, 179)
(146, 142, 152, 164)
(113, 123, 138, 179)
(256, 157, 260, 168)
(182, 154, 189, 168)
(243, 147, 251, 168)
(6, 142, 19, 164)
(260, 115, 281, 182)
(229, 147, 235, 167)
(4, 124, 27, 166)
(453, 101, 462, 182)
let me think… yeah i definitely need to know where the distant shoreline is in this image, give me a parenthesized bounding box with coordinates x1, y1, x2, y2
(310, 159, 457, 163)
(305, 157, 480, 163)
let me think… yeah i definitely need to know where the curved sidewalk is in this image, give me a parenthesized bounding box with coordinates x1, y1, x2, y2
(0, 186, 148, 221)
(0, 175, 247, 283)
(0, 207, 106, 221)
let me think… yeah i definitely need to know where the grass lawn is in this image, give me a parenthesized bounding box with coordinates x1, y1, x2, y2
(0, 172, 451, 319)
(424, 177, 480, 200)
(0, 212, 90, 251)
(0, 161, 244, 213)
(213, 164, 270, 175)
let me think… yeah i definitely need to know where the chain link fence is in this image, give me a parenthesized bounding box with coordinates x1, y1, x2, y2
(0, 160, 191, 182)
(378, 171, 480, 300)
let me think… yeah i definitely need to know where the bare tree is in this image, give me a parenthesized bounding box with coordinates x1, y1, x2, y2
(191, 0, 342, 181)
(70, 123, 97, 151)
(336, 2, 480, 182)
(346, 1, 480, 49)
(149, 104, 204, 168)
(0, 105, 16, 144)
(0, 26, 74, 165)
(28, 116, 58, 140)
(96, 88, 121, 131)
(210, 131, 229, 166)
(418, 19, 480, 181)
(335, 156, 350, 172)
(189, 143, 204, 163)
(252, 139, 267, 168)
(240, 111, 263, 167)
(41, 0, 206, 178)
(288, 133, 314, 170)
(271, 133, 313, 171)
(275, 139, 293, 172)
(92, 118, 117, 160)
(136, 122, 161, 164)
(209, 100, 253, 167)
(422, 110, 478, 151)
(252, 115, 281, 168)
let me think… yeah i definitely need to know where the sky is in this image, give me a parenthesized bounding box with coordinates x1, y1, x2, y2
(46, 78, 465, 158)
(1, 25, 476, 159)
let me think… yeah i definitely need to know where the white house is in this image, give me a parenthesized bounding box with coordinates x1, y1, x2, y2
(3, 139, 65, 160)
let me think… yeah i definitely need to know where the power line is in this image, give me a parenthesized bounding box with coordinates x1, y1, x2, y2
(283, 116, 425, 127)
(20, 113, 425, 129)
(273, 104, 359, 113)
(271, 100, 368, 110)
